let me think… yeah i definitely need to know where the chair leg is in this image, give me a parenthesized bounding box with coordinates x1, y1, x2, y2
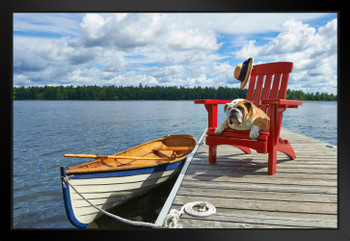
(234, 145, 252, 154)
(268, 146, 277, 175)
(268, 138, 296, 175)
(277, 138, 296, 160)
(267, 138, 277, 175)
(208, 145, 217, 164)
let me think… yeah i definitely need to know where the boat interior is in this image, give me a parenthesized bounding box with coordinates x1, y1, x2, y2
(65, 135, 196, 174)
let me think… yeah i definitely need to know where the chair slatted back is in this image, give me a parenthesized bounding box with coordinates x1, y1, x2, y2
(246, 62, 293, 117)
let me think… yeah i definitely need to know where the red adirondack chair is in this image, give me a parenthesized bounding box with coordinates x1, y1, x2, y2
(194, 62, 302, 175)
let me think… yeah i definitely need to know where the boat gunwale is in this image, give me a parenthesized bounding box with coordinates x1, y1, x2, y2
(65, 134, 196, 175)
(66, 157, 186, 175)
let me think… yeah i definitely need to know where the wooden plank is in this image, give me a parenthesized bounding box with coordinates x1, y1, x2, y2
(210, 145, 337, 153)
(185, 171, 337, 180)
(213, 145, 337, 152)
(180, 180, 337, 195)
(177, 219, 301, 228)
(184, 165, 337, 174)
(172, 204, 336, 221)
(161, 128, 337, 229)
(193, 155, 337, 162)
(173, 195, 337, 214)
(192, 159, 337, 165)
(171, 205, 337, 228)
(189, 161, 337, 170)
(177, 187, 337, 203)
(182, 174, 337, 187)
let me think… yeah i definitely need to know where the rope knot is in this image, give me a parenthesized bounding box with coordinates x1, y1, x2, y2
(198, 201, 209, 212)
(164, 209, 181, 228)
(163, 201, 216, 228)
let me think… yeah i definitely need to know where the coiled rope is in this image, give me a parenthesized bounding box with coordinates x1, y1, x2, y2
(164, 201, 216, 228)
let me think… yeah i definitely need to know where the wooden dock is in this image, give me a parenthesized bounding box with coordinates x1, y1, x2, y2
(155, 128, 337, 228)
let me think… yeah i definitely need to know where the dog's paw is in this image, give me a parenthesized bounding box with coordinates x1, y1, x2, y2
(214, 128, 223, 135)
(249, 126, 260, 139)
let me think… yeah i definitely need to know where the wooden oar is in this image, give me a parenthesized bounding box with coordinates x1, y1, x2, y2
(64, 154, 170, 160)
(152, 146, 190, 151)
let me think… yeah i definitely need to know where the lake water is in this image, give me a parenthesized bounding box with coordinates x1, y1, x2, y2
(13, 100, 337, 228)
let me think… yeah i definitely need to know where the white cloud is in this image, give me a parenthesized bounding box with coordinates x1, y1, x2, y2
(156, 13, 328, 35)
(13, 75, 32, 86)
(79, 13, 106, 43)
(79, 13, 164, 49)
(235, 18, 337, 94)
(13, 37, 48, 74)
(152, 65, 185, 83)
(77, 13, 221, 53)
(13, 35, 103, 86)
(13, 13, 337, 94)
(14, 13, 83, 36)
(100, 50, 126, 72)
(110, 71, 158, 86)
(166, 28, 219, 51)
(40, 38, 100, 65)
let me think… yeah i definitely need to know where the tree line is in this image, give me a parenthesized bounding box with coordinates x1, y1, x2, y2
(13, 84, 337, 101)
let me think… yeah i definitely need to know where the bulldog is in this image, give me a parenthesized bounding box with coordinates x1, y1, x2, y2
(214, 98, 270, 139)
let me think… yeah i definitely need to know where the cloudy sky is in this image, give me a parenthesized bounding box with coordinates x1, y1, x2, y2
(13, 13, 337, 94)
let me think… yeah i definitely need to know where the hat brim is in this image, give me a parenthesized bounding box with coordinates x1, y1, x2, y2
(240, 58, 254, 89)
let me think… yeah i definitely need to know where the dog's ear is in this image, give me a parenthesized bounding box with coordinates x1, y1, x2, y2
(224, 103, 229, 113)
(244, 101, 252, 112)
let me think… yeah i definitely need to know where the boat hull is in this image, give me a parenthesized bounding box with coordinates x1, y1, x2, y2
(61, 160, 184, 228)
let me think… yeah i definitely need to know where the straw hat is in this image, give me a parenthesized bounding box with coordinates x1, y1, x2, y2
(233, 58, 254, 89)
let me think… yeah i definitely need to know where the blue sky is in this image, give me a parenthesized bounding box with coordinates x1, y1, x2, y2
(13, 13, 337, 94)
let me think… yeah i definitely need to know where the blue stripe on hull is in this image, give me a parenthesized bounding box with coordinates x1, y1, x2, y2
(60, 166, 89, 228)
(68, 160, 183, 179)
(60, 160, 184, 228)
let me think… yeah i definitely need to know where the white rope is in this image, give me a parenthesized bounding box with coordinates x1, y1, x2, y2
(63, 176, 163, 229)
(64, 176, 215, 229)
(183, 201, 216, 217)
(164, 201, 216, 228)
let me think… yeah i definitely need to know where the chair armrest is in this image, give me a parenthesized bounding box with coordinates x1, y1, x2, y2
(194, 99, 232, 105)
(261, 99, 303, 108)
(194, 99, 232, 129)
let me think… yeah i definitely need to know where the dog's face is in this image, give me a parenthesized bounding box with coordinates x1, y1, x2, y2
(224, 98, 252, 126)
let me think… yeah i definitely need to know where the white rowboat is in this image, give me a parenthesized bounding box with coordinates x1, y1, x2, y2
(60, 134, 196, 228)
